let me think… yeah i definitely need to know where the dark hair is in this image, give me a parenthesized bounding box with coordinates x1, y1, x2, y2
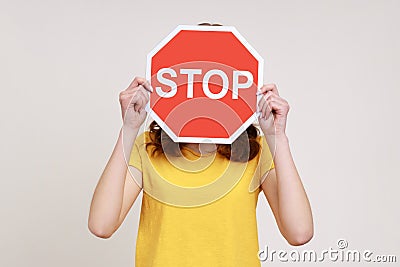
(197, 22, 223, 26)
(145, 121, 261, 162)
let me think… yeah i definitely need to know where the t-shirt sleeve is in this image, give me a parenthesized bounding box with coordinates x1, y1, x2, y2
(128, 133, 143, 172)
(259, 135, 275, 184)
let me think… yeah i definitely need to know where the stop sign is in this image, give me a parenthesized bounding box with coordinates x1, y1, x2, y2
(145, 25, 263, 144)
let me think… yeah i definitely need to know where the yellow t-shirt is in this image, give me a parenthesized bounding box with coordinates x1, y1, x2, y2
(129, 131, 274, 267)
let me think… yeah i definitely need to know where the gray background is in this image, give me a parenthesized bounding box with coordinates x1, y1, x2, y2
(1, 0, 399, 266)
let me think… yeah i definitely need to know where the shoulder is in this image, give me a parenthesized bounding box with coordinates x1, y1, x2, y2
(255, 134, 268, 156)
(256, 134, 269, 151)
(134, 130, 152, 147)
(254, 134, 274, 170)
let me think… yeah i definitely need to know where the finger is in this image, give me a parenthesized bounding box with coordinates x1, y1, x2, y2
(262, 92, 286, 111)
(136, 93, 146, 111)
(272, 96, 287, 106)
(257, 83, 280, 96)
(138, 85, 151, 100)
(120, 88, 137, 99)
(137, 89, 149, 105)
(257, 90, 270, 109)
(124, 84, 143, 94)
(132, 98, 143, 113)
(128, 93, 141, 112)
(260, 93, 270, 118)
(119, 90, 130, 99)
(261, 93, 287, 119)
(269, 93, 288, 106)
(261, 98, 272, 119)
(257, 90, 272, 112)
(257, 93, 268, 119)
(138, 107, 147, 116)
(257, 94, 265, 111)
(120, 91, 135, 101)
(258, 90, 272, 102)
(267, 94, 287, 108)
(127, 76, 146, 89)
(140, 80, 153, 93)
(269, 99, 288, 115)
(127, 77, 153, 93)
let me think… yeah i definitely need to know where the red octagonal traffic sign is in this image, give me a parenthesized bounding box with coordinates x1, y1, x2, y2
(145, 25, 263, 144)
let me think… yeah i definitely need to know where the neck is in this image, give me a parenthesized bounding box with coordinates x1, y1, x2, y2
(184, 143, 217, 155)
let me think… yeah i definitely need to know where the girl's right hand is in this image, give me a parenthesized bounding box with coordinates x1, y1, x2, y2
(119, 76, 153, 130)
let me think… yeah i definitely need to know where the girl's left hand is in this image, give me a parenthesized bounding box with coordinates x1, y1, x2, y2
(257, 84, 290, 136)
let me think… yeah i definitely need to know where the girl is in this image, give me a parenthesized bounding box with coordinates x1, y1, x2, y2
(88, 76, 313, 266)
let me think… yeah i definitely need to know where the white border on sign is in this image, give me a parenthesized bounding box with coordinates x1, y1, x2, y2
(145, 24, 264, 144)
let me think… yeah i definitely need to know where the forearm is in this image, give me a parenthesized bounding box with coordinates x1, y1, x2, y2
(88, 127, 139, 236)
(266, 134, 313, 244)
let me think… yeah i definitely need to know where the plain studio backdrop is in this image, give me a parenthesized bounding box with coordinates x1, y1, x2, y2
(1, 0, 399, 266)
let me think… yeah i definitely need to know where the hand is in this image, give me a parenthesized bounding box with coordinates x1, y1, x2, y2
(257, 83, 290, 136)
(119, 76, 153, 129)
